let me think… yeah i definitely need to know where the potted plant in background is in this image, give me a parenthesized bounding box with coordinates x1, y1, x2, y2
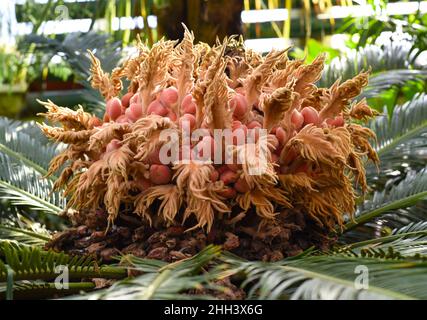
(0, 45, 28, 118)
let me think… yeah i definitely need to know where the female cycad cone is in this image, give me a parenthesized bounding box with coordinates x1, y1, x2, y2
(38, 28, 379, 260)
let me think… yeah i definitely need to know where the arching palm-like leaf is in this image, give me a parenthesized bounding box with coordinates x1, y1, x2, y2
(320, 38, 427, 101)
(74, 245, 224, 300)
(341, 200, 427, 244)
(0, 155, 65, 216)
(0, 281, 95, 300)
(369, 93, 427, 164)
(22, 32, 124, 116)
(320, 39, 419, 87)
(342, 221, 427, 258)
(0, 225, 51, 247)
(0, 241, 126, 282)
(223, 252, 427, 300)
(345, 168, 427, 232)
(0, 118, 62, 178)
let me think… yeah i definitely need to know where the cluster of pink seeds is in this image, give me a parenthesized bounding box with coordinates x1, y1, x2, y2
(99, 86, 345, 197)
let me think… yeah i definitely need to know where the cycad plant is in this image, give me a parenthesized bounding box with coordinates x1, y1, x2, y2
(0, 31, 426, 300)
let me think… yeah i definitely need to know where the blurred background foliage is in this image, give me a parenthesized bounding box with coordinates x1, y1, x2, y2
(0, 0, 426, 119)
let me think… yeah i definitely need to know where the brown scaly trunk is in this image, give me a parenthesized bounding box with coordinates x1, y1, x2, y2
(47, 207, 334, 263)
(154, 0, 243, 44)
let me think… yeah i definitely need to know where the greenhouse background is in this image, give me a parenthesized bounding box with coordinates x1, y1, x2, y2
(1, 1, 427, 118)
(0, 0, 426, 301)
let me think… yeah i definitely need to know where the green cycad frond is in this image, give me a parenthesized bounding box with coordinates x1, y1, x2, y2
(0, 200, 20, 223)
(24, 32, 123, 83)
(0, 154, 65, 215)
(0, 225, 51, 247)
(0, 241, 126, 282)
(319, 39, 427, 100)
(223, 253, 427, 300)
(0, 281, 95, 300)
(24, 32, 124, 116)
(365, 70, 427, 99)
(341, 221, 427, 258)
(370, 93, 427, 163)
(342, 200, 427, 245)
(377, 200, 427, 229)
(345, 169, 427, 231)
(320, 40, 416, 87)
(0, 118, 62, 178)
(76, 245, 225, 300)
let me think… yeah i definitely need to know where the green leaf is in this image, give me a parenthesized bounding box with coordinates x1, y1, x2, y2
(75, 245, 225, 300)
(0, 281, 95, 300)
(342, 222, 427, 258)
(370, 93, 427, 161)
(0, 117, 62, 179)
(320, 39, 417, 87)
(345, 169, 427, 231)
(0, 225, 51, 247)
(224, 253, 427, 300)
(0, 154, 64, 215)
(0, 241, 127, 282)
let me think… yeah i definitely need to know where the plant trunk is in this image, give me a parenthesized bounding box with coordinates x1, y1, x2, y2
(154, 0, 243, 45)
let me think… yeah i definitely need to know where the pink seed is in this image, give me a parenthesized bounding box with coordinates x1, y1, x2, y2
(166, 110, 177, 122)
(106, 139, 121, 153)
(230, 93, 247, 120)
(247, 120, 262, 129)
(128, 103, 143, 121)
(159, 87, 178, 107)
(234, 178, 250, 193)
(275, 127, 287, 146)
(125, 108, 135, 123)
(179, 113, 196, 131)
(149, 164, 172, 185)
(103, 113, 110, 123)
(121, 92, 134, 108)
(106, 97, 122, 121)
(130, 93, 140, 105)
(270, 126, 278, 134)
(326, 115, 344, 127)
(235, 87, 245, 95)
(220, 170, 238, 185)
(147, 100, 168, 117)
(301, 107, 319, 125)
(232, 120, 242, 131)
(291, 109, 304, 130)
(210, 170, 219, 182)
(181, 94, 197, 114)
(147, 149, 162, 165)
